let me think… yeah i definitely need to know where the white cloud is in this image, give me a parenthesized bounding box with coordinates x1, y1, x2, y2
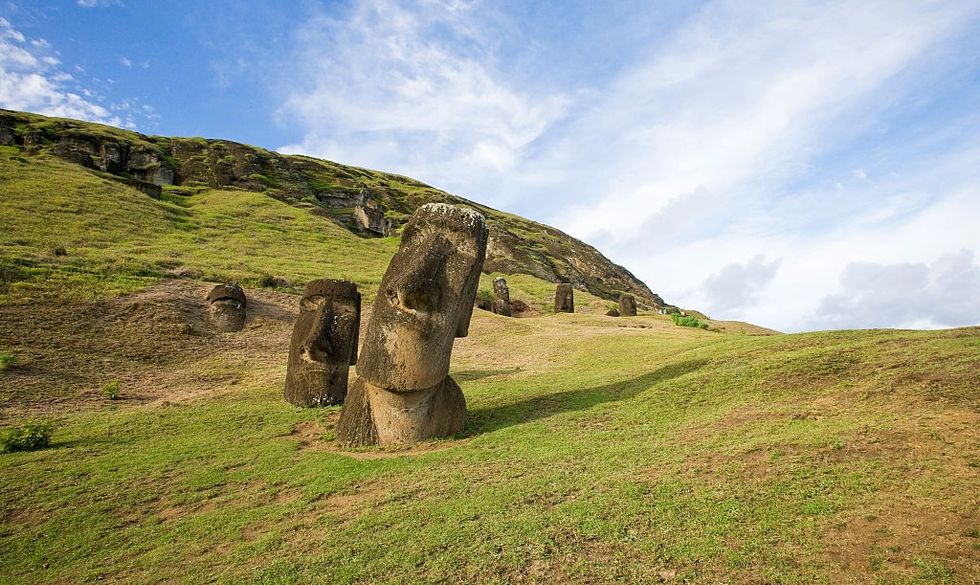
(0, 17, 116, 123)
(699, 255, 781, 314)
(276, 0, 567, 193)
(813, 250, 980, 329)
(119, 56, 132, 68)
(0, 17, 151, 129)
(268, 0, 980, 332)
(76, 0, 123, 8)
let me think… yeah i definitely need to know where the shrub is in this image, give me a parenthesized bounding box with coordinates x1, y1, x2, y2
(0, 352, 15, 372)
(102, 380, 121, 400)
(1, 421, 53, 453)
(671, 313, 709, 329)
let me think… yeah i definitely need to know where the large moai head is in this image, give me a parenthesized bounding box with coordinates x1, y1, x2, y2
(555, 283, 574, 313)
(618, 293, 637, 317)
(357, 203, 489, 391)
(206, 282, 247, 332)
(284, 279, 361, 407)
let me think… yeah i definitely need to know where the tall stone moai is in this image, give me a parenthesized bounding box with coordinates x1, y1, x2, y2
(284, 279, 361, 407)
(206, 282, 247, 332)
(492, 277, 512, 317)
(555, 283, 574, 313)
(618, 293, 637, 317)
(336, 203, 489, 446)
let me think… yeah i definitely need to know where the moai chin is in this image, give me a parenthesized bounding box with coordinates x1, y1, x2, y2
(618, 293, 637, 317)
(491, 276, 512, 317)
(284, 279, 361, 407)
(206, 282, 247, 332)
(336, 203, 488, 446)
(554, 283, 574, 313)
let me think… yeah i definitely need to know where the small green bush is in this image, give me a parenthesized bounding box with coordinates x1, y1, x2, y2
(103, 380, 121, 400)
(0, 351, 15, 372)
(671, 313, 709, 329)
(1, 421, 53, 453)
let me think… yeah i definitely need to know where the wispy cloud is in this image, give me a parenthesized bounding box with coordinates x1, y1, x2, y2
(76, 0, 123, 8)
(0, 16, 150, 129)
(0, 17, 117, 123)
(276, 0, 567, 194)
(268, 0, 980, 331)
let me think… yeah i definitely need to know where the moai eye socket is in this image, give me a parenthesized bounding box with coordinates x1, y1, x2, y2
(301, 295, 326, 312)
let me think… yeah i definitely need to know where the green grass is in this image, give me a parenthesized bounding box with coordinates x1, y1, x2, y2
(0, 323, 976, 583)
(0, 351, 15, 372)
(1, 145, 978, 583)
(0, 152, 398, 303)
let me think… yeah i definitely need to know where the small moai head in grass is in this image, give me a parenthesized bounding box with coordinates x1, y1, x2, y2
(492, 277, 510, 303)
(554, 283, 574, 313)
(491, 277, 512, 317)
(618, 293, 637, 317)
(284, 279, 361, 407)
(206, 282, 247, 332)
(357, 203, 489, 391)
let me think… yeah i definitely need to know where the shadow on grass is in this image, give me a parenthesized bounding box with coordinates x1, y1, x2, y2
(453, 368, 521, 382)
(465, 359, 707, 435)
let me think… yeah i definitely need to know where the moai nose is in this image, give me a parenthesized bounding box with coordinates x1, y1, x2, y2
(389, 235, 449, 313)
(302, 304, 335, 361)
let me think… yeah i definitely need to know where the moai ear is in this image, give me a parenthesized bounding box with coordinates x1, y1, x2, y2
(455, 269, 480, 338)
(349, 290, 361, 365)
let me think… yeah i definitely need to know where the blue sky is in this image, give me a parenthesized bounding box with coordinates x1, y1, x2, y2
(2, 0, 979, 332)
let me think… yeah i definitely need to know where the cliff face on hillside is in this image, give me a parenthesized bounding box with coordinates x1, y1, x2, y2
(0, 109, 667, 307)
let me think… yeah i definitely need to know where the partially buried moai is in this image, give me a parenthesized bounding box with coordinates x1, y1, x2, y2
(336, 203, 488, 446)
(284, 279, 361, 407)
(206, 282, 247, 332)
(555, 283, 574, 313)
(618, 293, 637, 317)
(492, 276, 512, 317)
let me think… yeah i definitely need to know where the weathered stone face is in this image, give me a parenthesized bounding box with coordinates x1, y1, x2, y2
(357, 203, 489, 391)
(337, 203, 488, 446)
(284, 279, 361, 407)
(491, 277, 512, 317)
(493, 277, 510, 302)
(619, 293, 637, 317)
(206, 283, 247, 332)
(555, 283, 574, 313)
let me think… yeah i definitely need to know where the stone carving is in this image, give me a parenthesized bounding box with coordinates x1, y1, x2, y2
(555, 283, 574, 313)
(206, 283, 247, 332)
(284, 279, 361, 407)
(336, 203, 488, 446)
(491, 277, 512, 317)
(606, 308, 620, 317)
(618, 293, 637, 317)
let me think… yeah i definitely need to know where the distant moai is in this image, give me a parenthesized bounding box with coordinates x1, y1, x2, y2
(618, 293, 637, 317)
(206, 282, 247, 332)
(284, 279, 361, 407)
(492, 277, 512, 317)
(554, 283, 574, 313)
(336, 203, 488, 446)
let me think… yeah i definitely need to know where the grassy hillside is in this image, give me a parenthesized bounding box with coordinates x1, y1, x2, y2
(0, 109, 663, 307)
(0, 135, 978, 583)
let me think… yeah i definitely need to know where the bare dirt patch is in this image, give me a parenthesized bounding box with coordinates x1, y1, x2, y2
(0, 279, 299, 422)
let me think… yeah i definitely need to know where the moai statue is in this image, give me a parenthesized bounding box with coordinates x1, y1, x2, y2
(284, 279, 361, 407)
(619, 293, 637, 317)
(206, 282, 247, 332)
(336, 203, 488, 446)
(491, 276, 512, 317)
(555, 283, 574, 313)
